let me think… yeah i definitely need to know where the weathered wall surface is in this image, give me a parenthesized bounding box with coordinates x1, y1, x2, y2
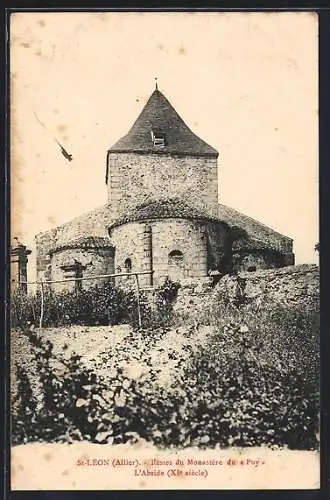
(35, 229, 57, 280)
(233, 252, 270, 272)
(11, 241, 31, 293)
(206, 220, 232, 273)
(173, 264, 320, 322)
(107, 152, 218, 219)
(216, 264, 319, 307)
(35, 205, 113, 279)
(232, 249, 288, 273)
(110, 218, 227, 287)
(173, 277, 214, 324)
(50, 248, 115, 292)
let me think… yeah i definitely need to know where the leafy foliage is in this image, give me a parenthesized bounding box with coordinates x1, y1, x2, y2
(12, 295, 319, 450)
(11, 283, 138, 328)
(11, 279, 180, 330)
(11, 272, 319, 451)
(182, 305, 319, 449)
(153, 278, 181, 326)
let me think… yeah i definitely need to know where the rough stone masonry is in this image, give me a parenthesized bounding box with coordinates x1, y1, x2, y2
(34, 85, 295, 290)
(173, 264, 319, 322)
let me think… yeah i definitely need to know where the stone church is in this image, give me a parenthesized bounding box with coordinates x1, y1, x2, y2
(35, 86, 294, 290)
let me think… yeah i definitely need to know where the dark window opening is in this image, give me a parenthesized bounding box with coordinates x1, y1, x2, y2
(168, 250, 184, 265)
(247, 266, 256, 272)
(124, 258, 132, 273)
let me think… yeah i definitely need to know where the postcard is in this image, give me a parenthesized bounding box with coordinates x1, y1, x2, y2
(9, 10, 320, 490)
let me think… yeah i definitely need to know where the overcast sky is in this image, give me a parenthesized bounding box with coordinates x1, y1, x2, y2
(11, 11, 319, 277)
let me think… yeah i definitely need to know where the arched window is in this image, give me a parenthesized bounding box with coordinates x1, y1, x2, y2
(168, 250, 184, 265)
(168, 250, 185, 281)
(124, 258, 132, 273)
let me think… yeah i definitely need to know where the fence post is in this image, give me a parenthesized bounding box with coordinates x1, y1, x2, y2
(39, 278, 44, 329)
(134, 273, 142, 328)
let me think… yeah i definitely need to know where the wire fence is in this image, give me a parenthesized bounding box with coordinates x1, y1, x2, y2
(17, 270, 154, 329)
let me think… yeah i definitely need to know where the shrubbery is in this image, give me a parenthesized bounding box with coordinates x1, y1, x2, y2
(12, 293, 319, 450)
(10, 279, 180, 329)
(151, 278, 181, 327)
(11, 282, 136, 328)
(182, 304, 319, 450)
(11, 274, 319, 450)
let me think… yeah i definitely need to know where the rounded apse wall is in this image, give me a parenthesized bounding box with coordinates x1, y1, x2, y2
(50, 247, 114, 292)
(109, 218, 210, 287)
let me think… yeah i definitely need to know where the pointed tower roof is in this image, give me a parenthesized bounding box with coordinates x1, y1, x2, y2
(109, 88, 218, 157)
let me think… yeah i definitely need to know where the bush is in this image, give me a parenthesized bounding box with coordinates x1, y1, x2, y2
(12, 297, 319, 450)
(137, 279, 181, 329)
(208, 295, 320, 387)
(11, 279, 319, 450)
(11, 279, 180, 330)
(181, 319, 319, 450)
(155, 278, 180, 322)
(11, 283, 138, 329)
(12, 328, 107, 444)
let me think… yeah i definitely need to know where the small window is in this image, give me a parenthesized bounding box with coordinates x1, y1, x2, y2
(124, 258, 132, 273)
(151, 130, 165, 147)
(247, 266, 256, 272)
(168, 250, 184, 265)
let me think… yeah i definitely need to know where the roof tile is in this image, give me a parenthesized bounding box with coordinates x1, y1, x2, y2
(50, 236, 114, 254)
(108, 198, 217, 229)
(109, 89, 218, 157)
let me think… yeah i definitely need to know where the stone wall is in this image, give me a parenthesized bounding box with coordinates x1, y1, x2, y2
(109, 218, 230, 287)
(50, 247, 115, 292)
(11, 240, 32, 293)
(216, 264, 319, 308)
(232, 249, 288, 273)
(107, 152, 218, 219)
(173, 277, 214, 324)
(36, 229, 57, 280)
(35, 205, 113, 279)
(173, 264, 320, 323)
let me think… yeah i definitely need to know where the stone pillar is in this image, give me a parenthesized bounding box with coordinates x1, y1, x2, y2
(198, 226, 208, 277)
(142, 225, 153, 286)
(11, 238, 32, 294)
(136, 224, 153, 288)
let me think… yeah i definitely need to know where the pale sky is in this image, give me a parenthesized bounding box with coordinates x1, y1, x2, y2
(10, 11, 319, 277)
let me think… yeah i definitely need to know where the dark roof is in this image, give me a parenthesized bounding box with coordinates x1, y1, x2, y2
(218, 203, 293, 253)
(50, 236, 114, 254)
(232, 237, 276, 252)
(37, 201, 293, 259)
(108, 199, 220, 229)
(107, 200, 292, 257)
(109, 89, 218, 157)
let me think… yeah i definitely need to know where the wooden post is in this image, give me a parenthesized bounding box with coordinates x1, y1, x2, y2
(39, 278, 44, 329)
(134, 273, 142, 328)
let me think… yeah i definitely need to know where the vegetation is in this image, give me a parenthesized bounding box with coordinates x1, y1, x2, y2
(10, 279, 180, 329)
(12, 289, 319, 450)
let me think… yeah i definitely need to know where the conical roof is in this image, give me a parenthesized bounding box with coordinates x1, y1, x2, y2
(108, 198, 220, 230)
(109, 89, 218, 157)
